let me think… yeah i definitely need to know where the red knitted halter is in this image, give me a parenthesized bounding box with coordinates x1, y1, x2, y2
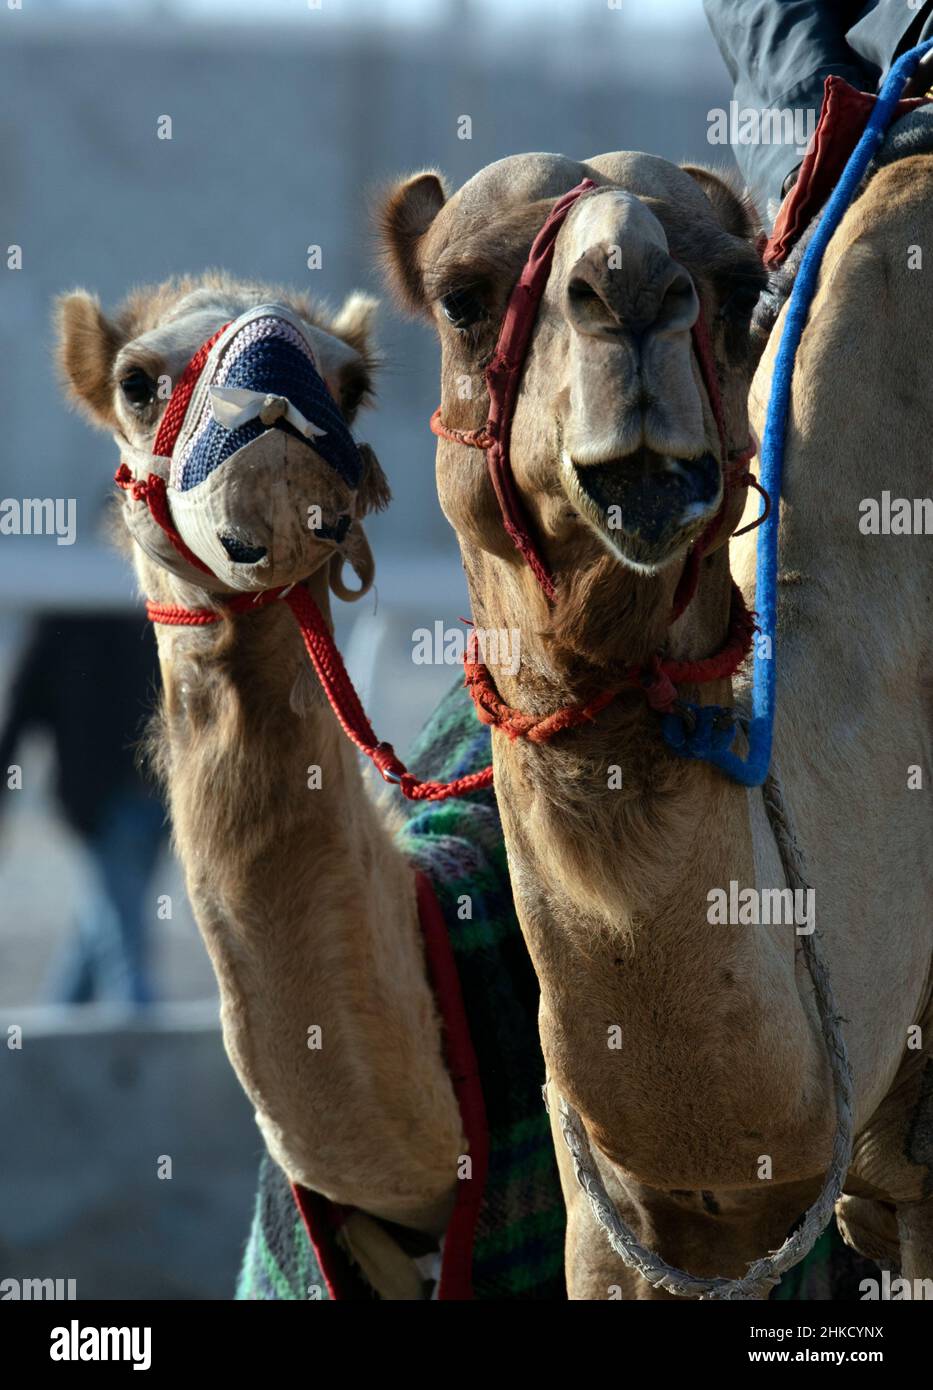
(430, 179, 768, 733)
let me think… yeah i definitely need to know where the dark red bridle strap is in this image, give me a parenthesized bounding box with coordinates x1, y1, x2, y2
(463, 178, 598, 601)
(689, 310, 728, 461)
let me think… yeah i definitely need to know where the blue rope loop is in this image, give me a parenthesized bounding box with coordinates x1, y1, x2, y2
(663, 37, 933, 786)
(661, 703, 740, 761)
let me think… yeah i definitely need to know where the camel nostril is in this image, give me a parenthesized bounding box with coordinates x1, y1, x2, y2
(567, 275, 622, 335)
(656, 269, 699, 333)
(568, 277, 600, 303)
(219, 534, 268, 564)
(667, 276, 694, 303)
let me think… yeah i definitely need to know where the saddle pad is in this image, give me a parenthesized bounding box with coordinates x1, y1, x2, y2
(765, 75, 929, 269)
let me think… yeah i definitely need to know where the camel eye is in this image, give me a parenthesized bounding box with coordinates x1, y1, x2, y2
(441, 287, 486, 330)
(119, 367, 157, 409)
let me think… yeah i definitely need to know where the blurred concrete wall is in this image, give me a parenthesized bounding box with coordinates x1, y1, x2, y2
(0, 11, 731, 576)
(1, 1005, 259, 1299)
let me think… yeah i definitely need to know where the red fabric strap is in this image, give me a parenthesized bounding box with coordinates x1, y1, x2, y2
(433, 179, 598, 602)
(689, 311, 728, 460)
(414, 872, 489, 1299)
(288, 873, 491, 1301)
(290, 1184, 357, 1300)
(479, 179, 598, 601)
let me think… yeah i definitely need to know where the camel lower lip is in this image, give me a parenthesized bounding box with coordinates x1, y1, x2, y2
(564, 449, 720, 545)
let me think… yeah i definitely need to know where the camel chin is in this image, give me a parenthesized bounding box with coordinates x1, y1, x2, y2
(559, 446, 721, 572)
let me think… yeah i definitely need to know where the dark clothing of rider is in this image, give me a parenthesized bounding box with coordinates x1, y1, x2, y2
(704, 0, 933, 223)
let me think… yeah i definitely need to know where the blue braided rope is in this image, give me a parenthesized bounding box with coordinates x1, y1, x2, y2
(663, 37, 933, 786)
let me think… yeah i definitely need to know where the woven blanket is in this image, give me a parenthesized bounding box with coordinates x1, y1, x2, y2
(234, 679, 876, 1301)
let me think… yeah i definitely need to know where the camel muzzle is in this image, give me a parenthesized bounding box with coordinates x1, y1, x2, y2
(116, 303, 364, 592)
(565, 446, 722, 570)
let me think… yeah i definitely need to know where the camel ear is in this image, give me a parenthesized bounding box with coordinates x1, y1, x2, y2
(329, 292, 379, 423)
(378, 171, 447, 315)
(680, 165, 760, 244)
(54, 290, 122, 430)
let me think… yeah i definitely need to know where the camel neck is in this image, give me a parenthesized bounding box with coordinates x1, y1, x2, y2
(470, 556, 823, 1180)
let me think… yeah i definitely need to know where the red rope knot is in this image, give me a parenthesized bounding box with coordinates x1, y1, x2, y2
(429, 407, 493, 451)
(640, 656, 679, 713)
(115, 462, 150, 503)
(371, 741, 407, 785)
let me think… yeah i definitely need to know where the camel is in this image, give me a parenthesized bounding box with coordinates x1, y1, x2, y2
(380, 149, 933, 1297)
(54, 276, 477, 1296)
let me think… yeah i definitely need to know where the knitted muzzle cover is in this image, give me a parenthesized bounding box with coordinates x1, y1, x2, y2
(117, 303, 365, 592)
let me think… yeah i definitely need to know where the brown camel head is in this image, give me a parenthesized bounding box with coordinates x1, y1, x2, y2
(55, 272, 388, 594)
(381, 152, 764, 672)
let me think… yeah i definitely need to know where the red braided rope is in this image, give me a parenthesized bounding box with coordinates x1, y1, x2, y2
(144, 580, 493, 801)
(282, 585, 493, 800)
(145, 589, 284, 626)
(153, 322, 230, 458)
(148, 576, 753, 762)
(429, 408, 492, 451)
(464, 580, 755, 743)
(115, 463, 214, 576)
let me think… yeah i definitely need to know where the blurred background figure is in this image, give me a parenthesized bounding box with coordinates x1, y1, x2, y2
(0, 613, 166, 1005)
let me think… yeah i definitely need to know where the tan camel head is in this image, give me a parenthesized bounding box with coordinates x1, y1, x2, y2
(381, 152, 764, 665)
(55, 272, 389, 593)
